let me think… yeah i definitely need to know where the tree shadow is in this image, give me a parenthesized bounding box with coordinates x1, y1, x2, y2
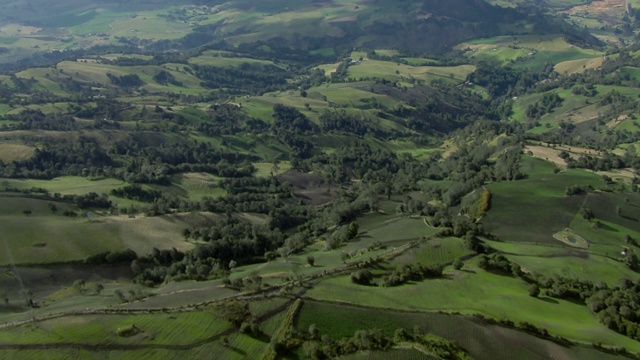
(538, 297, 558, 304)
(461, 269, 476, 274)
(600, 223, 619, 232)
(228, 346, 246, 356)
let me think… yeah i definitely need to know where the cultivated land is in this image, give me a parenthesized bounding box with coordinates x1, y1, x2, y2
(0, 0, 640, 359)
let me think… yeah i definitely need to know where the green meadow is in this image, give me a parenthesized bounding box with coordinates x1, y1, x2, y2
(305, 257, 640, 352)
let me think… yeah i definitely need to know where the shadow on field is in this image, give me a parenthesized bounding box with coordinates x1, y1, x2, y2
(599, 223, 619, 232)
(539, 297, 558, 304)
(228, 346, 246, 356)
(461, 269, 476, 274)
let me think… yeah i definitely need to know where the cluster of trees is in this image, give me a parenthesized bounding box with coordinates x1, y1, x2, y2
(131, 215, 291, 285)
(192, 63, 290, 94)
(152, 70, 183, 86)
(319, 110, 384, 137)
(84, 249, 138, 265)
(588, 279, 640, 339)
(107, 73, 144, 88)
(2, 136, 113, 179)
(525, 92, 563, 119)
(478, 254, 522, 276)
(565, 150, 640, 173)
(285, 325, 468, 360)
(478, 252, 640, 342)
(110, 184, 162, 203)
(380, 264, 444, 287)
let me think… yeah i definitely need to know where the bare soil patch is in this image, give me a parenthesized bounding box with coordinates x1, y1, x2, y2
(277, 170, 336, 205)
(525, 142, 603, 168)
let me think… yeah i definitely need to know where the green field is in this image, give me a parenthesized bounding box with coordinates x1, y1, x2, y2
(296, 301, 626, 360)
(0, 196, 198, 265)
(305, 257, 640, 352)
(481, 157, 606, 244)
(1, 0, 640, 358)
(0, 311, 229, 345)
(457, 35, 602, 70)
(346, 60, 475, 84)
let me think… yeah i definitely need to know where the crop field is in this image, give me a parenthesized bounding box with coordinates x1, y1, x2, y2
(481, 157, 604, 244)
(1, 176, 125, 195)
(56, 61, 207, 95)
(167, 172, 226, 201)
(0, 143, 34, 162)
(392, 237, 471, 267)
(510, 86, 607, 129)
(570, 216, 640, 259)
(0, 311, 229, 346)
(555, 56, 606, 74)
(0, 197, 197, 265)
(346, 60, 475, 84)
(2, 0, 640, 358)
(457, 35, 602, 69)
(305, 257, 640, 352)
(188, 52, 283, 68)
(296, 300, 625, 360)
(341, 349, 437, 360)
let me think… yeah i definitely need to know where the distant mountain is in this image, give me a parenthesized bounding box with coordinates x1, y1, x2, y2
(0, 0, 601, 66)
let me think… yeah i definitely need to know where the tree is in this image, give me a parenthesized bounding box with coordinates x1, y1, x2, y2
(93, 283, 104, 295)
(73, 279, 85, 295)
(221, 336, 230, 347)
(48, 203, 58, 213)
(528, 284, 540, 298)
(309, 324, 319, 339)
(580, 206, 594, 220)
(307, 256, 315, 267)
(115, 289, 126, 303)
(217, 300, 251, 327)
(348, 222, 359, 240)
(453, 258, 464, 270)
(182, 228, 191, 241)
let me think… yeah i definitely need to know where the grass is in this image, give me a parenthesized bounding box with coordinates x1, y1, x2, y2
(457, 35, 602, 70)
(305, 257, 640, 352)
(341, 349, 437, 360)
(1, 176, 126, 195)
(0, 143, 35, 162)
(167, 172, 227, 201)
(552, 228, 589, 248)
(346, 60, 474, 84)
(296, 300, 628, 360)
(188, 52, 282, 68)
(359, 217, 438, 245)
(0, 311, 229, 345)
(481, 156, 605, 244)
(0, 197, 198, 265)
(392, 237, 472, 267)
(252, 161, 291, 177)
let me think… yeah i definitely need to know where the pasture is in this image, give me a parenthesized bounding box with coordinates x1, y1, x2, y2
(0, 143, 34, 162)
(0, 311, 229, 346)
(305, 257, 640, 352)
(481, 156, 604, 244)
(296, 300, 626, 360)
(346, 60, 475, 84)
(457, 35, 602, 70)
(0, 197, 198, 265)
